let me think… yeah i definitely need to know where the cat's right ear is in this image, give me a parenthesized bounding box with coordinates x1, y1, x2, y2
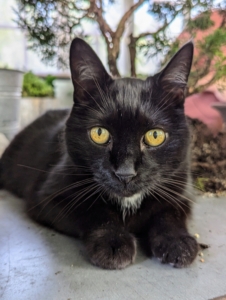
(70, 38, 112, 101)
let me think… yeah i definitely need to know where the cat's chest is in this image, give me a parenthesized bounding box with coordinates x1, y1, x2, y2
(123, 198, 160, 234)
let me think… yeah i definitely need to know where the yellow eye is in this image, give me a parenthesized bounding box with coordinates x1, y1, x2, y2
(144, 129, 166, 147)
(90, 127, 110, 144)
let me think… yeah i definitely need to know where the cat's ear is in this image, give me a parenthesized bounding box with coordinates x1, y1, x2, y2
(70, 38, 112, 101)
(157, 41, 194, 99)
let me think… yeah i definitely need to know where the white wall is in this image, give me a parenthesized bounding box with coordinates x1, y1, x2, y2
(0, 0, 63, 74)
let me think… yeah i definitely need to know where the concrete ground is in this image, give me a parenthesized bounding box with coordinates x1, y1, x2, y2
(0, 189, 226, 300)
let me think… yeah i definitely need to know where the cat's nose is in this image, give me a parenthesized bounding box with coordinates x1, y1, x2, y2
(115, 171, 136, 184)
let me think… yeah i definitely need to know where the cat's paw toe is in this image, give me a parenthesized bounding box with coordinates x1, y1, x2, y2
(152, 235, 198, 268)
(84, 228, 136, 269)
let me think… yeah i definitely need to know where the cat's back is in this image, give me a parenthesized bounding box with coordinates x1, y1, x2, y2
(0, 109, 70, 197)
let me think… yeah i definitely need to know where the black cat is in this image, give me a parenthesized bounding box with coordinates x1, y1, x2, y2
(0, 38, 198, 269)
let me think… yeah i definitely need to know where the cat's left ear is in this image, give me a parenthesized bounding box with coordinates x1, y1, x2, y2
(157, 41, 194, 100)
(70, 38, 112, 101)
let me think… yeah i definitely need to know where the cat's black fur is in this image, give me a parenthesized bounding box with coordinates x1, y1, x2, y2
(0, 38, 198, 269)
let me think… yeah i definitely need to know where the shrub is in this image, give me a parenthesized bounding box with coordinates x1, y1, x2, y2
(22, 72, 54, 97)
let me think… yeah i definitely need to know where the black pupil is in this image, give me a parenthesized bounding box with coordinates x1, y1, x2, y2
(153, 131, 158, 139)
(98, 128, 102, 136)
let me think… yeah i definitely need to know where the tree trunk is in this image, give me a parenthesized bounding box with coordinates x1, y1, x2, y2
(128, 34, 137, 77)
(108, 55, 121, 77)
(107, 43, 121, 77)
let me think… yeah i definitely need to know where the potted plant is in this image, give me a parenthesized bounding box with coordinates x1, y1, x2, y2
(20, 72, 55, 128)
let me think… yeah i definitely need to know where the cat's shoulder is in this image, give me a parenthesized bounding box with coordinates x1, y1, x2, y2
(36, 109, 70, 125)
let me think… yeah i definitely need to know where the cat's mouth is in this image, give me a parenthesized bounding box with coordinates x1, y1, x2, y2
(94, 168, 143, 198)
(107, 180, 142, 198)
(116, 189, 139, 197)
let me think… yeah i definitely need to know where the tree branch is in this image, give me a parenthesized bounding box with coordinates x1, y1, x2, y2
(115, 0, 145, 39)
(127, 9, 180, 76)
(89, 0, 114, 39)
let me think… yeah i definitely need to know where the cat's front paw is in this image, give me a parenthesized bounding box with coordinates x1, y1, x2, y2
(151, 234, 198, 268)
(84, 228, 137, 269)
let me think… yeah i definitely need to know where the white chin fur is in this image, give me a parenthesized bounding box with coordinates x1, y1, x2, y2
(122, 193, 143, 210)
(114, 193, 143, 220)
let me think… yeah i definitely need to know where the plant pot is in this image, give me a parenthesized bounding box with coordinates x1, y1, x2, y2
(20, 97, 57, 129)
(0, 69, 23, 140)
(53, 79, 73, 108)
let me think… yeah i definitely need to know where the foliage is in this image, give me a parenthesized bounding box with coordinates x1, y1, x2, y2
(15, 0, 226, 90)
(187, 11, 214, 30)
(45, 75, 56, 88)
(195, 177, 209, 192)
(22, 72, 54, 97)
(159, 6, 226, 94)
(189, 26, 226, 93)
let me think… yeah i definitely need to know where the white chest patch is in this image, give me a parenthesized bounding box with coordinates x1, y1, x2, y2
(116, 193, 143, 221)
(122, 193, 143, 209)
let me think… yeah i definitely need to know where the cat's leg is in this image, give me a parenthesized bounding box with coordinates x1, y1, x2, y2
(147, 208, 198, 268)
(29, 193, 136, 269)
(83, 220, 137, 269)
(82, 210, 136, 269)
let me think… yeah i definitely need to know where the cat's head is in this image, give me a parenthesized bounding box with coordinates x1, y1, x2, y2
(66, 38, 193, 210)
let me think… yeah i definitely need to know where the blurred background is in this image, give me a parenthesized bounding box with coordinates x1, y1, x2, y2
(0, 0, 226, 193)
